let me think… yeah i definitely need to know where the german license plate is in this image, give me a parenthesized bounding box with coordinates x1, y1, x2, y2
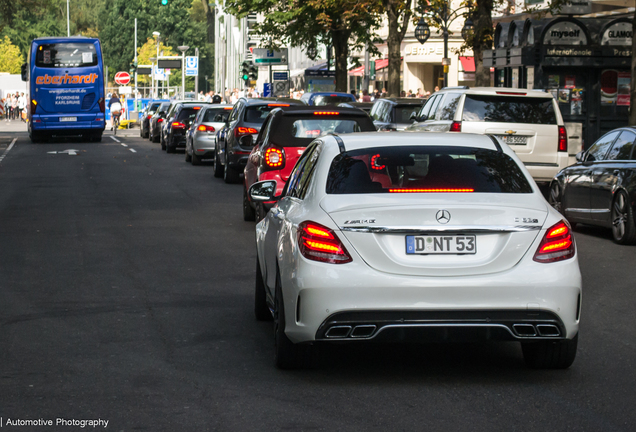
(498, 135, 527, 145)
(60, 117, 77, 122)
(406, 235, 477, 254)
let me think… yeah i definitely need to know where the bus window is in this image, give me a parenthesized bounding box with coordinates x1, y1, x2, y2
(36, 43, 98, 68)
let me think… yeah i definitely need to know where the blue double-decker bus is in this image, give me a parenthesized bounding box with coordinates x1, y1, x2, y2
(22, 37, 106, 143)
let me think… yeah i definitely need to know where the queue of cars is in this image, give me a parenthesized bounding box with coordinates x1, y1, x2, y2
(139, 86, 636, 369)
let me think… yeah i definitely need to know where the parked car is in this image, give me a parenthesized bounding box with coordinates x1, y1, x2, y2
(369, 97, 425, 131)
(162, 102, 209, 153)
(249, 132, 581, 369)
(185, 104, 233, 165)
(405, 87, 569, 185)
(549, 126, 636, 244)
(242, 105, 377, 221)
(300, 92, 356, 106)
(337, 101, 374, 113)
(213, 97, 305, 184)
(148, 102, 170, 143)
(140, 101, 164, 139)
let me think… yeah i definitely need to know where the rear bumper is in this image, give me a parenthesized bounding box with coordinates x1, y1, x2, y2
(193, 134, 216, 152)
(32, 121, 105, 133)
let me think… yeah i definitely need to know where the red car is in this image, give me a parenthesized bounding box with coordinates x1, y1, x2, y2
(243, 106, 377, 221)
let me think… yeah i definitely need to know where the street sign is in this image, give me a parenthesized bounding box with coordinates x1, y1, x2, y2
(137, 66, 152, 75)
(274, 81, 290, 96)
(114, 71, 131, 85)
(185, 56, 198, 77)
(154, 66, 166, 81)
(273, 71, 289, 81)
(158, 59, 181, 69)
(119, 86, 132, 95)
(263, 83, 272, 97)
(253, 48, 288, 65)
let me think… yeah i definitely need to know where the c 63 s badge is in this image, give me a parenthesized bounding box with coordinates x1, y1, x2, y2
(344, 219, 376, 225)
(515, 217, 539, 223)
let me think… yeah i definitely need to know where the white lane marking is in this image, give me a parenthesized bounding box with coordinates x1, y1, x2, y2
(110, 136, 121, 143)
(48, 149, 78, 156)
(129, 148, 137, 153)
(120, 143, 128, 147)
(0, 138, 18, 163)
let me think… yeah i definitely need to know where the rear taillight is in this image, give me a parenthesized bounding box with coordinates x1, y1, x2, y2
(31, 99, 37, 115)
(533, 220, 575, 263)
(235, 126, 258, 138)
(147, 115, 152, 120)
(157, 118, 164, 123)
(298, 221, 352, 264)
(98, 97, 105, 113)
(264, 146, 285, 169)
(172, 122, 186, 129)
(198, 125, 215, 132)
(450, 121, 461, 132)
(558, 126, 567, 152)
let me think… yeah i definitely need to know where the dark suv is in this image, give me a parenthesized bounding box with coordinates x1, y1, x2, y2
(140, 101, 163, 138)
(369, 98, 425, 131)
(148, 102, 170, 143)
(214, 97, 305, 183)
(160, 101, 208, 153)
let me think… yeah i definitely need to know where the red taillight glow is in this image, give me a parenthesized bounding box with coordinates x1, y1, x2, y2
(298, 221, 352, 264)
(389, 188, 474, 193)
(371, 154, 385, 170)
(314, 111, 339, 115)
(193, 106, 201, 110)
(264, 147, 284, 168)
(268, 103, 290, 107)
(533, 220, 575, 263)
(235, 126, 258, 138)
(157, 118, 164, 123)
(172, 122, 186, 129)
(147, 115, 152, 119)
(98, 97, 105, 113)
(558, 126, 567, 152)
(224, 107, 233, 110)
(198, 125, 215, 132)
(450, 121, 462, 132)
(305, 130, 321, 136)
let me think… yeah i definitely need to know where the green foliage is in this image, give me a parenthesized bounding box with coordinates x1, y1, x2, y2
(0, 35, 24, 73)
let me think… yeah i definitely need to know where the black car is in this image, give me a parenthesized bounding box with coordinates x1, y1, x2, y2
(148, 102, 170, 143)
(550, 126, 636, 244)
(337, 101, 374, 113)
(369, 97, 425, 131)
(161, 102, 209, 153)
(213, 97, 305, 183)
(140, 101, 163, 139)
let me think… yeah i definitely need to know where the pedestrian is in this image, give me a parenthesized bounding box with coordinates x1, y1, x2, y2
(400, 90, 406, 97)
(18, 92, 27, 122)
(434, 86, 440, 92)
(3, 97, 9, 120)
(11, 94, 18, 120)
(351, 89, 357, 100)
(361, 89, 371, 102)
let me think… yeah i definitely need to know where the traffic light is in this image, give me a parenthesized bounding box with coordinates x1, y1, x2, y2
(248, 63, 258, 81)
(129, 61, 137, 75)
(240, 61, 250, 84)
(161, 0, 168, 5)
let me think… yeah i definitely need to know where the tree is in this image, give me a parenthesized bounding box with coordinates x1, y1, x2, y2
(225, 0, 382, 91)
(0, 36, 23, 73)
(136, 37, 175, 86)
(384, 0, 413, 96)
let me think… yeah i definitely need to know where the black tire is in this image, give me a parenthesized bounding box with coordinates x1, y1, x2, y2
(92, 133, 102, 143)
(274, 271, 308, 369)
(255, 203, 266, 223)
(191, 152, 201, 166)
(30, 131, 41, 143)
(243, 186, 256, 221)
(161, 136, 166, 151)
(224, 164, 240, 184)
(166, 144, 175, 154)
(548, 181, 563, 214)
(611, 190, 636, 245)
(152, 130, 160, 143)
(522, 334, 578, 369)
(213, 147, 224, 178)
(185, 146, 192, 162)
(140, 126, 143, 138)
(255, 257, 272, 321)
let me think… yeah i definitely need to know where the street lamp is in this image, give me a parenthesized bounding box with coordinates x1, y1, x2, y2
(178, 45, 190, 99)
(416, 1, 473, 88)
(153, 32, 161, 98)
(150, 56, 156, 99)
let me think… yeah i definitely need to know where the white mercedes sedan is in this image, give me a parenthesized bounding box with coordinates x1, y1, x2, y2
(249, 132, 582, 370)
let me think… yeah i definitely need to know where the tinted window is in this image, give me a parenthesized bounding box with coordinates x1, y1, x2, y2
(270, 115, 374, 147)
(313, 95, 353, 106)
(147, 103, 161, 114)
(202, 108, 231, 123)
(462, 95, 556, 124)
(417, 95, 439, 119)
(176, 107, 203, 122)
(607, 130, 636, 161)
(244, 105, 276, 124)
(35, 43, 98, 68)
(436, 93, 462, 121)
(588, 131, 620, 162)
(286, 143, 318, 197)
(395, 106, 420, 123)
(296, 145, 322, 199)
(326, 146, 532, 194)
(370, 101, 389, 122)
(229, 103, 241, 122)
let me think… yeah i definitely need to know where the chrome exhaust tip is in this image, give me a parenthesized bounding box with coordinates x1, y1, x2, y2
(325, 325, 352, 338)
(513, 323, 537, 337)
(536, 324, 560, 337)
(350, 325, 377, 338)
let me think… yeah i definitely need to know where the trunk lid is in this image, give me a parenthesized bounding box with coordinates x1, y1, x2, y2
(322, 194, 547, 277)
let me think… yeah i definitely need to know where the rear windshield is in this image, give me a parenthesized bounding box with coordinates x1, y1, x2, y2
(270, 115, 375, 147)
(326, 146, 532, 194)
(245, 106, 276, 124)
(147, 103, 161, 114)
(462, 95, 556, 124)
(202, 108, 231, 123)
(395, 106, 421, 123)
(35, 43, 98, 68)
(313, 95, 354, 106)
(177, 107, 203, 122)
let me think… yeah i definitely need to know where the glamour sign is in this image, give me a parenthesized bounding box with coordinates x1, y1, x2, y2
(601, 22, 632, 46)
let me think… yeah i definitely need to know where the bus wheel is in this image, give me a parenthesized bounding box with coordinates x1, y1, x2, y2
(92, 133, 103, 143)
(30, 132, 42, 144)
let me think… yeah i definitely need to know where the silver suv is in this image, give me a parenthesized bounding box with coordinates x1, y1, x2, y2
(406, 87, 568, 184)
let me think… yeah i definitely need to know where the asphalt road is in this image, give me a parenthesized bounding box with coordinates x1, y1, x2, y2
(0, 129, 635, 431)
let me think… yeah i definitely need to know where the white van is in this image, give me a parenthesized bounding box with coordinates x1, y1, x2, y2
(405, 87, 569, 184)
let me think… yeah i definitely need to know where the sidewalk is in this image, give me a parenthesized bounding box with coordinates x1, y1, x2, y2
(0, 119, 28, 133)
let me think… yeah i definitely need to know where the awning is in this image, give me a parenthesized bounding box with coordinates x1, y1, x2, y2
(348, 59, 390, 76)
(375, 59, 388, 70)
(459, 56, 475, 72)
(349, 65, 365, 76)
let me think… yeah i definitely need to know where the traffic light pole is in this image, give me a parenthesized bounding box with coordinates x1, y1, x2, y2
(134, 18, 138, 103)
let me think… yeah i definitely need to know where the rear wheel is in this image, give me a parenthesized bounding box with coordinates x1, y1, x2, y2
(254, 257, 272, 321)
(213, 147, 224, 178)
(522, 334, 578, 369)
(185, 148, 192, 162)
(274, 271, 308, 369)
(255, 203, 266, 223)
(191, 152, 201, 165)
(611, 190, 636, 245)
(548, 182, 562, 214)
(92, 133, 102, 143)
(243, 186, 256, 221)
(224, 163, 240, 184)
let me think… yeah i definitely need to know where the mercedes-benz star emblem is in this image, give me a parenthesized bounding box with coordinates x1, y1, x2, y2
(436, 210, 451, 224)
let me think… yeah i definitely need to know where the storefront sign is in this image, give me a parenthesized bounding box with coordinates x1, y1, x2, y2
(405, 45, 444, 56)
(545, 48, 592, 56)
(543, 22, 587, 45)
(617, 72, 630, 106)
(601, 69, 618, 104)
(601, 22, 632, 46)
(565, 75, 576, 89)
(559, 0, 592, 15)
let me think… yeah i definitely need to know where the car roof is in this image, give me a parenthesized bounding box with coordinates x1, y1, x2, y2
(273, 106, 372, 116)
(377, 98, 425, 105)
(438, 87, 553, 98)
(202, 104, 233, 109)
(305, 92, 353, 96)
(240, 97, 304, 106)
(329, 132, 502, 153)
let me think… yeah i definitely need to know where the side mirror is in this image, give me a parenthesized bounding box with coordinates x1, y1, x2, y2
(20, 63, 28, 82)
(249, 180, 278, 202)
(239, 134, 253, 146)
(575, 151, 585, 163)
(159, 111, 166, 117)
(410, 112, 417, 122)
(417, 114, 428, 122)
